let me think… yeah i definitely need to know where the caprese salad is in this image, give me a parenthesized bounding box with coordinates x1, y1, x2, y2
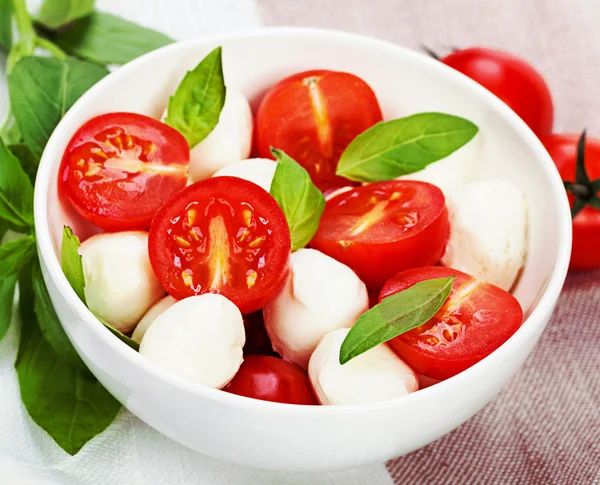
(58, 46, 527, 406)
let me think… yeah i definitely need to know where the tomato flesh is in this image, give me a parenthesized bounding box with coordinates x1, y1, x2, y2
(148, 177, 291, 314)
(255, 70, 383, 191)
(542, 134, 600, 270)
(59, 112, 189, 231)
(442, 48, 553, 138)
(380, 267, 524, 380)
(310, 180, 449, 291)
(225, 355, 317, 405)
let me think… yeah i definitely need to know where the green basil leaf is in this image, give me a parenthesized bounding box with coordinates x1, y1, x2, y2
(0, 0, 12, 51)
(48, 12, 173, 65)
(0, 219, 8, 242)
(1, 114, 23, 145)
(270, 149, 325, 251)
(61, 226, 86, 304)
(37, 0, 95, 30)
(9, 56, 108, 158)
(336, 113, 479, 182)
(165, 46, 226, 148)
(0, 136, 34, 230)
(339, 277, 455, 364)
(0, 274, 17, 341)
(96, 314, 139, 351)
(0, 235, 36, 280)
(15, 283, 121, 455)
(9, 143, 39, 185)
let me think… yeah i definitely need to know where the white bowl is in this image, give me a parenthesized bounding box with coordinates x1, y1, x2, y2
(34, 27, 571, 471)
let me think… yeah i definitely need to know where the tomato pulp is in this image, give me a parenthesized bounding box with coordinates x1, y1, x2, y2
(59, 112, 189, 231)
(225, 355, 317, 405)
(255, 70, 383, 191)
(148, 177, 291, 314)
(542, 134, 600, 270)
(380, 267, 523, 380)
(311, 180, 449, 291)
(442, 48, 553, 138)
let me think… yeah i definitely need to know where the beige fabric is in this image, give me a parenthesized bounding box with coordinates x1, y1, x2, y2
(258, 1, 600, 483)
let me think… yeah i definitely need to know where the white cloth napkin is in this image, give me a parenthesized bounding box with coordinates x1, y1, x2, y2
(0, 1, 394, 483)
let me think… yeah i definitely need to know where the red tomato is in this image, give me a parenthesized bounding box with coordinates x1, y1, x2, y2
(310, 180, 449, 291)
(59, 112, 189, 231)
(441, 48, 553, 137)
(255, 70, 383, 190)
(225, 355, 317, 405)
(380, 267, 523, 380)
(542, 134, 600, 270)
(148, 177, 290, 314)
(243, 311, 277, 356)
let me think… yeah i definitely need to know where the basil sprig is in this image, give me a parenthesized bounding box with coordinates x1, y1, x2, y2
(336, 112, 479, 182)
(340, 277, 455, 364)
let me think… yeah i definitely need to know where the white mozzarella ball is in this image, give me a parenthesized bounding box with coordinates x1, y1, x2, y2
(212, 158, 277, 192)
(263, 248, 369, 370)
(132, 295, 177, 344)
(396, 134, 482, 195)
(140, 294, 245, 388)
(442, 179, 527, 291)
(308, 329, 418, 405)
(80, 231, 165, 334)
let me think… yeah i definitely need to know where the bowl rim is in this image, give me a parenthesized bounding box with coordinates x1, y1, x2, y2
(34, 26, 572, 415)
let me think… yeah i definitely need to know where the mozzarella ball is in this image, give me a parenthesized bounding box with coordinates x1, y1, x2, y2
(441, 179, 527, 291)
(140, 294, 245, 388)
(212, 158, 277, 192)
(263, 248, 369, 370)
(80, 231, 165, 334)
(396, 134, 482, 195)
(132, 295, 177, 344)
(309, 329, 418, 405)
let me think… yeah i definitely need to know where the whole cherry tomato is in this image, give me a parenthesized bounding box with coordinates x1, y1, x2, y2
(542, 132, 600, 270)
(243, 311, 277, 356)
(441, 48, 553, 137)
(225, 355, 317, 405)
(255, 70, 383, 191)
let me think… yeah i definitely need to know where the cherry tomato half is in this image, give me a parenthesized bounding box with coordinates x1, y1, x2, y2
(59, 112, 189, 231)
(225, 355, 317, 405)
(255, 70, 383, 191)
(380, 267, 523, 380)
(441, 48, 553, 138)
(148, 177, 291, 314)
(310, 180, 449, 291)
(542, 134, 600, 270)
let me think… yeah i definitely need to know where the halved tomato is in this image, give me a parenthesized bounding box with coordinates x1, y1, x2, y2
(148, 176, 290, 314)
(255, 70, 383, 191)
(59, 112, 189, 231)
(380, 267, 524, 380)
(310, 180, 449, 291)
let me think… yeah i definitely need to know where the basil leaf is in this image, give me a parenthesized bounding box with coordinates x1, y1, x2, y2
(0, 0, 12, 51)
(48, 12, 173, 65)
(0, 219, 8, 242)
(339, 277, 455, 364)
(15, 281, 121, 455)
(9, 144, 38, 185)
(0, 274, 17, 341)
(96, 315, 139, 351)
(0, 235, 36, 280)
(336, 113, 479, 182)
(0, 137, 34, 230)
(1, 114, 23, 145)
(9, 56, 108, 158)
(270, 149, 325, 251)
(165, 46, 226, 148)
(61, 226, 86, 304)
(37, 0, 95, 30)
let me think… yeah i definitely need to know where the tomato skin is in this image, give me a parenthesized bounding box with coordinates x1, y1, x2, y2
(255, 70, 383, 191)
(243, 311, 277, 356)
(148, 177, 291, 314)
(542, 134, 600, 270)
(311, 181, 449, 291)
(442, 48, 553, 137)
(225, 355, 317, 405)
(59, 112, 189, 231)
(380, 267, 523, 380)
